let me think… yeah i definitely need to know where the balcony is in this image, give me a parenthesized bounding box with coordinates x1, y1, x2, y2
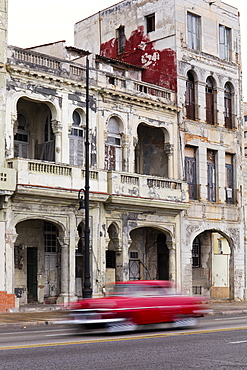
(6, 159, 108, 199)
(8, 46, 176, 107)
(6, 159, 189, 210)
(107, 172, 189, 210)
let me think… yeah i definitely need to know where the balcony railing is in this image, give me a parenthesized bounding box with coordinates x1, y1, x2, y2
(6, 158, 106, 194)
(8, 46, 176, 106)
(107, 172, 189, 204)
(6, 159, 189, 206)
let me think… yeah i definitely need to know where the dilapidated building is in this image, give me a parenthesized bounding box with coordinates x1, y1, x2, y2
(74, 0, 245, 300)
(0, 0, 245, 308)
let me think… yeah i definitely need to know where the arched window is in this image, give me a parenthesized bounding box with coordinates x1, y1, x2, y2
(224, 83, 233, 129)
(70, 110, 84, 166)
(186, 71, 196, 120)
(205, 77, 216, 125)
(105, 117, 122, 171)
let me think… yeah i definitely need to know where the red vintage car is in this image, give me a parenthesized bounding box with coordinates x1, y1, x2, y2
(66, 280, 208, 333)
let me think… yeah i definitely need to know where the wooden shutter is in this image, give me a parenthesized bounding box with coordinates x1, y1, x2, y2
(226, 163, 234, 204)
(207, 163, 216, 202)
(186, 80, 195, 120)
(206, 89, 214, 125)
(185, 156, 197, 200)
(105, 145, 116, 170)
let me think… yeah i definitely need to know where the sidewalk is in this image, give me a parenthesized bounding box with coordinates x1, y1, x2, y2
(1, 300, 247, 327)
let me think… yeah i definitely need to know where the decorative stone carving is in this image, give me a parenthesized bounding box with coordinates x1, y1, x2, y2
(164, 142, 174, 156)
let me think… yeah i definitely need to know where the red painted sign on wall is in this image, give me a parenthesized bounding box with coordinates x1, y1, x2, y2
(100, 26, 177, 92)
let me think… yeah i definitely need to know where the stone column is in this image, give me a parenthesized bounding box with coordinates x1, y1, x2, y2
(164, 143, 174, 179)
(167, 240, 176, 282)
(57, 237, 69, 304)
(51, 120, 63, 163)
(122, 134, 129, 172)
(5, 231, 18, 294)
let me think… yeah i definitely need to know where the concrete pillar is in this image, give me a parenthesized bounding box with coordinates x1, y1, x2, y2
(164, 143, 174, 179)
(122, 134, 129, 172)
(5, 231, 18, 294)
(0, 0, 7, 166)
(51, 120, 63, 163)
(57, 238, 69, 304)
(167, 240, 176, 282)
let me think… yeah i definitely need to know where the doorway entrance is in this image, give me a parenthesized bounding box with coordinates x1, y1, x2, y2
(27, 247, 37, 301)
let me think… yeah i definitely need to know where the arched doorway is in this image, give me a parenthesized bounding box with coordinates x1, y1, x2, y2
(129, 227, 169, 281)
(14, 219, 61, 304)
(15, 98, 55, 162)
(192, 231, 231, 298)
(105, 223, 121, 283)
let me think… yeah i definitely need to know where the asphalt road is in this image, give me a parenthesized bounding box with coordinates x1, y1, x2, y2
(1, 315, 247, 369)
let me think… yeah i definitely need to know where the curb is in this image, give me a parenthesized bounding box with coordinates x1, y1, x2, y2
(1, 309, 247, 328)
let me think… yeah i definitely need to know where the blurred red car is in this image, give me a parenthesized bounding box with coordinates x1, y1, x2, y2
(66, 280, 208, 333)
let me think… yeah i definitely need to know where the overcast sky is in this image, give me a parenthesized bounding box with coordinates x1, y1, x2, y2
(8, 0, 247, 98)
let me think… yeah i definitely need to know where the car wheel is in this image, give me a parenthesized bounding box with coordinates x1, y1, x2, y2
(107, 321, 138, 333)
(172, 317, 198, 328)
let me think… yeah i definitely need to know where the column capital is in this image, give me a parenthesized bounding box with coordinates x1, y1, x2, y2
(164, 142, 174, 156)
(51, 120, 63, 134)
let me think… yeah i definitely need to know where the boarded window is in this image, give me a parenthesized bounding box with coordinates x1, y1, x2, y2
(219, 25, 231, 61)
(207, 150, 216, 202)
(186, 72, 196, 120)
(187, 13, 200, 50)
(146, 14, 155, 33)
(225, 154, 234, 204)
(185, 146, 197, 200)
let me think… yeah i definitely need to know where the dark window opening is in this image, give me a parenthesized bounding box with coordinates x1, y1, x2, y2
(117, 25, 125, 54)
(146, 14, 155, 33)
(106, 250, 116, 268)
(108, 76, 115, 85)
(186, 71, 196, 120)
(224, 83, 233, 129)
(206, 77, 216, 125)
(192, 237, 201, 267)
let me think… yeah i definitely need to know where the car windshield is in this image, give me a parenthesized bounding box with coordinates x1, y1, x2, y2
(106, 283, 177, 297)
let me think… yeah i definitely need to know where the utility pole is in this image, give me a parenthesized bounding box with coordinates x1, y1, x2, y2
(82, 56, 92, 298)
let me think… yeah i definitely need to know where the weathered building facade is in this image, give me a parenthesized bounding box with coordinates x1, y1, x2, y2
(0, 0, 245, 308)
(75, 0, 245, 300)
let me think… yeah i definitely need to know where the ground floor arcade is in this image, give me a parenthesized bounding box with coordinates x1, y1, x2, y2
(1, 198, 245, 305)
